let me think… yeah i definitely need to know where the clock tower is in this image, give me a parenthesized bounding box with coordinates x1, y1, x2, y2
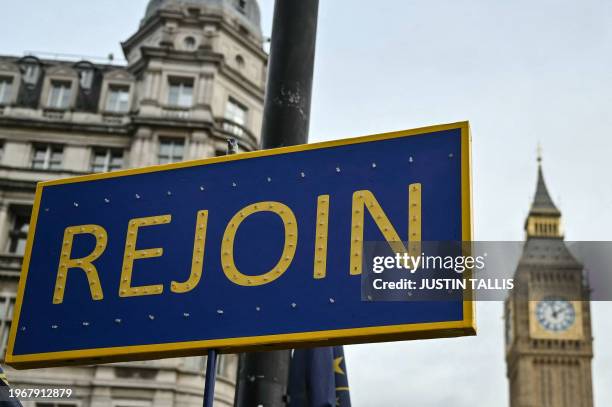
(505, 156, 594, 407)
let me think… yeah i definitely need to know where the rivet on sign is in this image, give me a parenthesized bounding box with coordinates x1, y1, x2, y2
(115, 318, 122, 324)
(183, 312, 190, 318)
(291, 303, 297, 309)
(267, 177, 272, 182)
(336, 166, 341, 173)
(329, 298, 335, 304)
(232, 182, 237, 187)
(82, 322, 90, 326)
(135, 194, 141, 199)
(372, 162, 377, 168)
(300, 171, 306, 178)
(448, 153, 454, 158)
(167, 191, 172, 196)
(367, 295, 373, 301)
(104, 198, 110, 203)
(51, 324, 58, 329)
(409, 156, 414, 163)
(73, 202, 79, 207)
(255, 306, 261, 311)
(200, 186, 205, 191)
(148, 314, 155, 320)
(217, 309, 224, 315)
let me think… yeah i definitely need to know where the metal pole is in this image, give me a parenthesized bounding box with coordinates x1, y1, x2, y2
(203, 349, 218, 407)
(260, 0, 320, 149)
(235, 1, 320, 406)
(200, 139, 236, 407)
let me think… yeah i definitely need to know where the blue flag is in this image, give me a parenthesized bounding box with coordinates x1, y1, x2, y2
(0, 365, 23, 406)
(332, 347, 351, 407)
(288, 346, 351, 407)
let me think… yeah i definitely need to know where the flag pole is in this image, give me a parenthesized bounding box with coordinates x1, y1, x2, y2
(202, 138, 238, 407)
(203, 349, 218, 407)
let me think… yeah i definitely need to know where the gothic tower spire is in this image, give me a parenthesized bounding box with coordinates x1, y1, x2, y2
(524, 153, 562, 238)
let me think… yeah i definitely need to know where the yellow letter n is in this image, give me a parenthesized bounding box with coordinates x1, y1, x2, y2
(350, 184, 421, 275)
(53, 225, 107, 304)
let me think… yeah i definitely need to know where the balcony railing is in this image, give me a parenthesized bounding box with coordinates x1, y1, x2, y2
(42, 108, 67, 120)
(162, 106, 192, 120)
(0, 253, 23, 274)
(215, 118, 257, 147)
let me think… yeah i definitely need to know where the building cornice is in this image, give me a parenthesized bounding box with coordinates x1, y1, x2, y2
(131, 115, 258, 150)
(122, 11, 267, 61)
(0, 115, 131, 136)
(0, 177, 38, 192)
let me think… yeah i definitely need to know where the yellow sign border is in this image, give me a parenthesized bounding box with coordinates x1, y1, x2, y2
(6, 121, 475, 369)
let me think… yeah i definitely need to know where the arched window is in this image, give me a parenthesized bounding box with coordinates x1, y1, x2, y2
(235, 54, 245, 69)
(74, 61, 97, 91)
(184, 36, 197, 51)
(18, 56, 42, 86)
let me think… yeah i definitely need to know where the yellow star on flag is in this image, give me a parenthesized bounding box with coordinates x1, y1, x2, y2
(333, 356, 345, 375)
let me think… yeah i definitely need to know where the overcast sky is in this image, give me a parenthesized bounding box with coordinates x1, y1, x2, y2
(2, 0, 611, 406)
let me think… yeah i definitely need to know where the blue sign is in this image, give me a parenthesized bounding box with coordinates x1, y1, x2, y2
(7, 122, 474, 369)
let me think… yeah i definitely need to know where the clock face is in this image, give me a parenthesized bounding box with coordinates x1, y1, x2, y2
(536, 298, 576, 332)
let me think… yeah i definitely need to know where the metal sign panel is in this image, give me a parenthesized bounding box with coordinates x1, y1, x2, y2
(6, 122, 474, 369)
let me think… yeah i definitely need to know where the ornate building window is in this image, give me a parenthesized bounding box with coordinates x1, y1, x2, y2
(158, 137, 185, 164)
(91, 148, 124, 172)
(79, 69, 94, 90)
(31, 144, 63, 170)
(167, 77, 193, 108)
(0, 77, 13, 105)
(0, 293, 16, 360)
(47, 80, 72, 109)
(105, 85, 131, 112)
(215, 354, 227, 377)
(235, 55, 245, 70)
(7, 207, 31, 256)
(224, 98, 248, 137)
(184, 36, 197, 50)
(183, 356, 206, 371)
(22, 63, 40, 85)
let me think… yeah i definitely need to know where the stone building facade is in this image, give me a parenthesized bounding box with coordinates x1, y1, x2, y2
(0, 0, 267, 405)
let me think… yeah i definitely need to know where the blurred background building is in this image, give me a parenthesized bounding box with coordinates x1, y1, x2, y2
(0, 0, 266, 405)
(505, 160, 594, 407)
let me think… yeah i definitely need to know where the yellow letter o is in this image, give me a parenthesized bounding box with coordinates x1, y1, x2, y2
(221, 202, 297, 286)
